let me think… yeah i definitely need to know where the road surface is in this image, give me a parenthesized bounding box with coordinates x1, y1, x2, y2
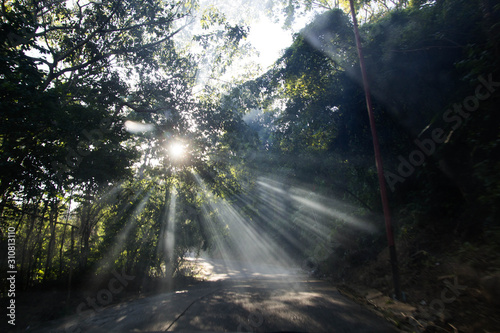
(28, 258, 399, 332)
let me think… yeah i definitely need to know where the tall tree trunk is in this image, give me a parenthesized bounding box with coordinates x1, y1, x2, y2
(44, 199, 60, 281)
(349, 0, 401, 299)
(0, 179, 13, 230)
(60, 192, 73, 279)
(28, 200, 50, 287)
(79, 184, 95, 272)
(67, 225, 75, 301)
(20, 197, 46, 289)
(59, 223, 67, 278)
(79, 208, 91, 272)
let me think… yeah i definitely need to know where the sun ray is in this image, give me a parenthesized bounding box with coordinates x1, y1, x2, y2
(83, 187, 153, 291)
(256, 177, 377, 233)
(100, 188, 153, 266)
(192, 171, 298, 279)
(165, 186, 177, 287)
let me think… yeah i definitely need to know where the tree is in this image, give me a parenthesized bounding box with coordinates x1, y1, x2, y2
(265, 0, 412, 28)
(1, 0, 260, 290)
(0, 0, 194, 287)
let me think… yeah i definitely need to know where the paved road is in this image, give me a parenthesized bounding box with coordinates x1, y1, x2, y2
(28, 258, 399, 333)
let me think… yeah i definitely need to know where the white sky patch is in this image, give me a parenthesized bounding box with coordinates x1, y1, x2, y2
(246, 17, 293, 70)
(174, 0, 319, 91)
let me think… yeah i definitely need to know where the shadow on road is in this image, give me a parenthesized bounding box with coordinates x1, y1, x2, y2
(23, 258, 398, 333)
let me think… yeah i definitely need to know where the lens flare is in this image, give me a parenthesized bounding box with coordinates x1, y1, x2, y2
(124, 120, 155, 134)
(169, 142, 186, 160)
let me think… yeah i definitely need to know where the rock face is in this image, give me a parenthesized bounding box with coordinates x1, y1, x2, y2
(480, 273, 500, 305)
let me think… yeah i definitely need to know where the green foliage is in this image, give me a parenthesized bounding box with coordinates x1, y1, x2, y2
(1, 0, 499, 295)
(266, 0, 412, 29)
(220, 0, 500, 271)
(0, 0, 250, 290)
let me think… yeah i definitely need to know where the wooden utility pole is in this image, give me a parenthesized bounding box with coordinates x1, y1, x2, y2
(348, 0, 402, 300)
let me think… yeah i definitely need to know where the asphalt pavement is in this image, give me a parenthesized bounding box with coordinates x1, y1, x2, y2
(27, 258, 400, 333)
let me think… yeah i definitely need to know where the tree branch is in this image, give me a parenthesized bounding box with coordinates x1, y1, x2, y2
(39, 5, 193, 91)
(54, 0, 121, 64)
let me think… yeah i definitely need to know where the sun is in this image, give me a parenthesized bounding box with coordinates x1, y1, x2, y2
(169, 142, 186, 160)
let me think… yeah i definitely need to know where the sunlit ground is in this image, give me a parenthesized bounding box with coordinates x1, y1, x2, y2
(181, 256, 302, 281)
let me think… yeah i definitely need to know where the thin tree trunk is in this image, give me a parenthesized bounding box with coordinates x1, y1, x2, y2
(59, 223, 67, 278)
(20, 197, 46, 289)
(44, 199, 60, 281)
(349, 0, 401, 299)
(60, 192, 73, 279)
(67, 225, 75, 301)
(29, 201, 51, 286)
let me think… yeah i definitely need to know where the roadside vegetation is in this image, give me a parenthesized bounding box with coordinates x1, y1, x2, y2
(1, 1, 499, 332)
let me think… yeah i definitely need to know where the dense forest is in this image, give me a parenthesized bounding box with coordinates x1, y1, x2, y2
(1, 0, 500, 331)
